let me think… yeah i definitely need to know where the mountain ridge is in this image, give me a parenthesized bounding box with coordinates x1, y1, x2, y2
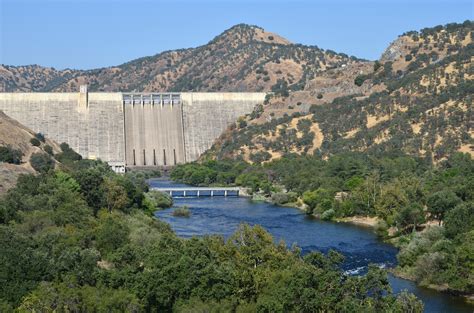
(0, 23, 362, 93)
(203, 21, 473, 162)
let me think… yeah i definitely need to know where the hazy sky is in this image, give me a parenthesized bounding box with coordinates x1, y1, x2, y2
(1, 0, 472, 70)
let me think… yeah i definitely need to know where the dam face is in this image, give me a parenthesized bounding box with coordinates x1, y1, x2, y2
(0, 92, 125, 166)
(0, 89, 265, 171)
(123, 93, 185, 167)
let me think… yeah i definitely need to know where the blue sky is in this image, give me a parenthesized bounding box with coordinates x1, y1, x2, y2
(1, 0, 472, 70)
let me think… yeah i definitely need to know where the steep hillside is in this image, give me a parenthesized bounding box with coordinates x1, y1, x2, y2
(0, 24, 364, 93)
(0, 65, 80, 92)
(206, 21, 473, 163)
(0, 111, 61, 194)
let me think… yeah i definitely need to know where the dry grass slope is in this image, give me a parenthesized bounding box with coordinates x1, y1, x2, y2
(0, 111, 61, 194)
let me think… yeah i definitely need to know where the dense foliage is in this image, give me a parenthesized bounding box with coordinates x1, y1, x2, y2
(171, 152, 474, 294)
(0, 150, 425, 312)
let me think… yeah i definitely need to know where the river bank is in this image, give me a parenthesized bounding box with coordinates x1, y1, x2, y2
(154, 179, 473, 308)
(151, 178, 473, 312)
(390, 268, 474, 305)
(247, 190, 381, 228)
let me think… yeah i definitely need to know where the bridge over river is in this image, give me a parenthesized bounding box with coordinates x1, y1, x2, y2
(151, 187, 240, 197)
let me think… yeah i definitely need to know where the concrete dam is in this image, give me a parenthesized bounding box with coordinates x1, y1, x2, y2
(0, 87, 265, 172)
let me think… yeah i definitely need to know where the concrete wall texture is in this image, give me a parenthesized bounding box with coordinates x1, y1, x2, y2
(181, 93, 265, 162)
(124, 101, 185, 167)
(0, 91, 265, 168)
(0, 93, 125, 165)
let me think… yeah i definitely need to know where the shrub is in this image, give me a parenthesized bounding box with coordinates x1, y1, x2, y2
(321, 209, 335, 220)
(373, 61, 382, 72)
(317, 93, 323, 99)
(172, 206, 191, 217)
(271, 192, 291, 205)
(271, 79, 289, 97)
(374, 220, 389, 238)
(44, 145, 53, 155)
(303, 188, 333, 214)
(145, 190, 173, 209)
(405, 54, 413, 62)
(30, 138, 41, 147)
(35, 133, 45, 142)
(55, 142, 82, 163)
(354, 75, 368, 87)
(0, 146, 22, 164)
(249, 151, 271, 164)
(30, 153, 54, 173)
(413, 252, 446, 283)
(268, 35, 274, 41)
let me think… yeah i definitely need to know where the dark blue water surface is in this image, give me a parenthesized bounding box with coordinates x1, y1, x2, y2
(150, 179, 473, 313)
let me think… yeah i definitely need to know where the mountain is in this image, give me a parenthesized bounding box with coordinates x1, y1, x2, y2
(205, 21, 473, 162)
(2, 22, 472, 162)
(0, 24, 364, 93)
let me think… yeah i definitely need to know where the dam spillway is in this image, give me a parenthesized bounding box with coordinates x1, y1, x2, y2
(0, 87, 266, 172)
(123, 93, 186, 167)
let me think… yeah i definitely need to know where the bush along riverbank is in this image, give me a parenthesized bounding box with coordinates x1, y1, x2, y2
(170, 152, 474, 302)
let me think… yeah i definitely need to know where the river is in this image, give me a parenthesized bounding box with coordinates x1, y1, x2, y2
(150, 179, 473, 312)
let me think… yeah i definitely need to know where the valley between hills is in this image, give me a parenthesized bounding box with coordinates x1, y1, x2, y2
(0, 20, 473, 312)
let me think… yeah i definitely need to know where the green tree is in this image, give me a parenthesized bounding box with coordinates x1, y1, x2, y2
(0, 227, 50, 307)
(395, 203, 425, 233)
(74, 167, 107, 215)
(54, 171, 81, 193)
(43, 145, 53, 155)
(427, 190, 461, 225)
(444, 202, 474, 238)
(0, 146, 22, 164)
(103, 177, 128, 213)
(95, 212, 130, 256)
(376, 183, 408, 221)
(55, 142, 82, 163)
(145, 190, 173, 209)
(30, 153, 54, 173)
(302, 188, 333, 215)
(18, 282, 142, 312)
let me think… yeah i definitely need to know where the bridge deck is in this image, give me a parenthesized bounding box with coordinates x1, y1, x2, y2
(152, 187, 240, 191)
(151, 187, 240, 197)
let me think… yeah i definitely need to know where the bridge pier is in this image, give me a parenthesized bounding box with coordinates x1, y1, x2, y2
(211, 190, 214, 197)
(197, 190, 200, 197)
